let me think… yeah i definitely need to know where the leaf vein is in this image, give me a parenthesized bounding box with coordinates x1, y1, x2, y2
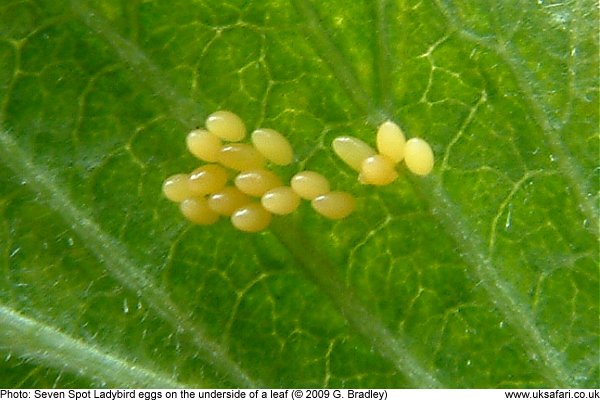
(0, 303, 186, 387)
(270, 220, 443, 388)
(70, 0, 203, 128)
(418, 176, 573, 387)
(291, 0, 383, 123)
(0, 130, 259, 388)
(432, 0, 598, 234)
(374, 0, 394, 113)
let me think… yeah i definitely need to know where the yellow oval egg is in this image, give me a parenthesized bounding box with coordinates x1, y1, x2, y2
(186, 129, 222, 162)
(205, 110, 246, 141)
(188, 164, 229, 195)
(231, 203, 272, 232)
(404, 138, 434, 176)
(162, 173, 192, 202)
(234, 169, 283, 197)
(359, 154, 398, 186)
(261, 186, 301, 215)
(251, 128, 294, 166)
(311, 191, 356, 220)
(290, 171, 331, 200)
(376, 121, 406, 163)
(332, 136, 376, 171)
(208, 186, 251, 216)
(179, 198, 220, 225)
(217, 143, 266, 171)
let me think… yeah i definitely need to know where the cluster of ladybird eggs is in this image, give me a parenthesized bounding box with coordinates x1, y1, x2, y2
(332, 121, 434, 185)
(162, 111, 356, 232)
(163, 111, 434, 233)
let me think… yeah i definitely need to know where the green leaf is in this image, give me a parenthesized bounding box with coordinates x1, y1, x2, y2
(0, 0, 597, 388)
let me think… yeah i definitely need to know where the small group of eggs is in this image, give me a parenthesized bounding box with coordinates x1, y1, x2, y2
(162, 111, 356, 232)
(332, 121, 434, 186)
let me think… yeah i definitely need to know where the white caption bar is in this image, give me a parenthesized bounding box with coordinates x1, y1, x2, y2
(0, 389, 598, 400)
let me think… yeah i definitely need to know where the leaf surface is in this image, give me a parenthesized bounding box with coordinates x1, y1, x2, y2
(0, 0, 597, 388)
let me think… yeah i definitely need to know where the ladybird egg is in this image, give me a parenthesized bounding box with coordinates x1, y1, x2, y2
(162, 173, 192, 202)
(261, 186, 301, 215)
(208, 187, 251, 216)
(376, 121, 406, 163)
(231, 203, 272, 232)
(311, 191, 356, 220)
(332, 136, 376, 171)
(186, 129, 222, 162)
(206, 110, 246, 141)
(251, 128, 294, 166)
(179, 198, 219, 225)
(290, 171, 331, 200)
(217, 143, 266, 171)
(188, 164, 229, 195)
(359, 154, 398, 185)
(234, 169, 283, 197)
(404, 138, 434, 176)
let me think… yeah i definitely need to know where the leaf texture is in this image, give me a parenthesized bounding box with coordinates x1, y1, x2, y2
(0, 0, 597, 388)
